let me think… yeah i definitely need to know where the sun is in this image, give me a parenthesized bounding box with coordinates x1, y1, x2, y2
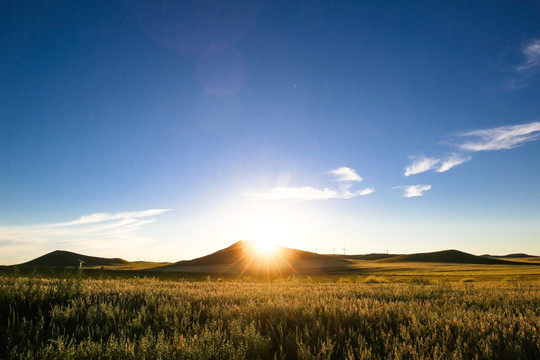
(241, 218, 288, 255)
(252, 239, 278, 255)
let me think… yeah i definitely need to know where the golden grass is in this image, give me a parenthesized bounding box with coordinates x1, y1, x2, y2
(1, 274, 539, 359)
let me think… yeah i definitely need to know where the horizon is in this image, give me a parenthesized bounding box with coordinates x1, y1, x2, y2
(4, 240, 539, 267)
(1, 1, 540, 265)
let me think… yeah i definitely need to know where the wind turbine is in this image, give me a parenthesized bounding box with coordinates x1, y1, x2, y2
(77, 259, 85, 269)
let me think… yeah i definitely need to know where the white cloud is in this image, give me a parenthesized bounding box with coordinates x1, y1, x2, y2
(401, 121, 540, 194)
(394, 185, 432, 198)
(357, 187, 375, 196)
(341, 184, 375, 199)
(517, 39, 540, 72)
(246, 167, 373, 201)
(53, 209, 169, 226)
(458, 121, 540, 152)
(245, 185, 375, 201)
(405, 154, 471, 176)
(436, 153, 472, 173)
(404, 121, 540, 177)
(0, 209, 170, 264)
(245, 186, 338, 201)
(404, 157, 440, 176)
(330, 167, 363, 182)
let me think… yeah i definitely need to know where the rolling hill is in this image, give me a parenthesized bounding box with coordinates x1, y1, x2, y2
(481, 253, 538, 259)
(330, 253, 399, 261)
(379, 249, 527, 265)
(18, 250, 129, 268)
(12, 245, 539, 274)
(163, 240, 350, 274)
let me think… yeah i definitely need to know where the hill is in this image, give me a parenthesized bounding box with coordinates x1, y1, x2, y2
(379, 249, 527, 265)
(179, 240, 329, 265)
(330, 253, 399, 261)
(481, 253, 538, 259)
(11, 245, 539, 275)
(163, 240, 350, 274)
(18, 250, 129, 268)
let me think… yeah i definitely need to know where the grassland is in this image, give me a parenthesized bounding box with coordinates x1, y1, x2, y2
(1, 269, 539, 359)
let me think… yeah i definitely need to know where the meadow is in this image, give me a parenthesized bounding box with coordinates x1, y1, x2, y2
(1, 271, 539, 359)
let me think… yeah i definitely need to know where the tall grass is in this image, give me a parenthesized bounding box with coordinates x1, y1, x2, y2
(1, 274, 539, 359)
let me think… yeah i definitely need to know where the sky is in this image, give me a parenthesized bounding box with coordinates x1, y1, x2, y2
(1, 0, 540, 265)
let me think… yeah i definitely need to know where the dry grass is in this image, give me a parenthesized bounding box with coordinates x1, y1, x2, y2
(1, 272, 539, 359)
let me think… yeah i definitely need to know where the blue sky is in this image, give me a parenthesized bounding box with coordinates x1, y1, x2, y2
(1, 1, 540, 264)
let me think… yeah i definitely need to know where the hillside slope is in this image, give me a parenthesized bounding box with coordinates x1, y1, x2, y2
(482, 253, 538, 259)
(330, 253, 399, 261)
(379, 249, 527, 265)
(164, 240, 349, 274)
(19, 250, 129, 267)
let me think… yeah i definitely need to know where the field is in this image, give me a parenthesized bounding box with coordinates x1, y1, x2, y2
(1, 270, 539, 359)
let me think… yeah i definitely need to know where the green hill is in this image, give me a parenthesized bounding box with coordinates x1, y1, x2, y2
(482, 253, 538, 259)
(18, 250, 129, 268)
(379, 249, 527, 265)
(330, 253, 399, 261)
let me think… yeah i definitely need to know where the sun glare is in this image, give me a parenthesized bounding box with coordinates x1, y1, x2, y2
(242, 218, 289, 256)
(253, 239, 278, 255)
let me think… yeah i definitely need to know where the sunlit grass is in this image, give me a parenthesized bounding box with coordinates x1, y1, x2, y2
(1, 273, 539, 359)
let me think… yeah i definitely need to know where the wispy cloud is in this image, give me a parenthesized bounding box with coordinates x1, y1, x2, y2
(0, 209, 170, 264)
(246, 167, 373, 201)
(245, 186, 338, 201)
(510, 39, 540, 88)
(246, 185, 375, 201)
(341, 184, 375, 199)
(404, 121, 540, 178)
(436, 153, 472, 173)
(394, 185, 432, 198)
(357, 187, 375, 196)
(330, 167, 363, 182)
(404, 157, 440, 176)
(53, 209, 170, 226)
(517, 39, 540, 72)
(458, 121, 540, 152)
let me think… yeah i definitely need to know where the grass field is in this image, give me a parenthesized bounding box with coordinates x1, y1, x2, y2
(1, 269, 539, 359)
